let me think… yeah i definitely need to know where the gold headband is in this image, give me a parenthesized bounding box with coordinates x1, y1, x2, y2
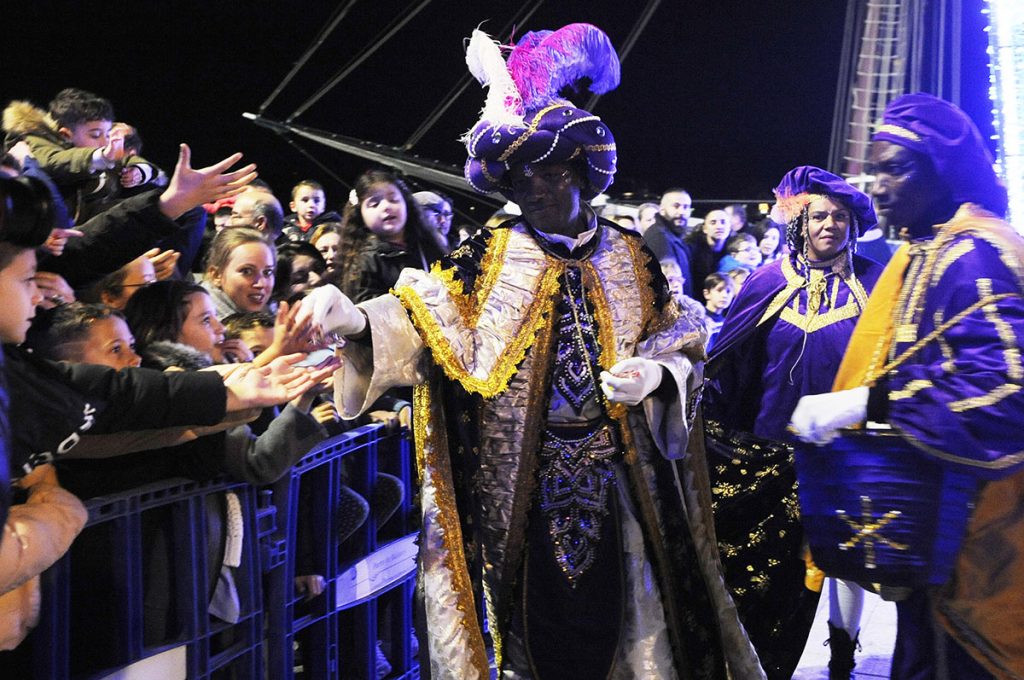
(875, 124, 922, 143)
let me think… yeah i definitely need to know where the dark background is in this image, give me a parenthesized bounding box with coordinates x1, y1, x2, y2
(1, 1, 996, 219)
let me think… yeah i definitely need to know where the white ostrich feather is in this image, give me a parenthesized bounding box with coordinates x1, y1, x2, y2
(465, 29, 523, 126)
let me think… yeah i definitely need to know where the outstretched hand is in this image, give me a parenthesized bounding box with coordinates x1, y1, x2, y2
(221, 353, 342, 411)
(158, 144, 257, 220)
(43, 228, 84, 257)
(142, 247, 180, 281)
(297, 285, 366, 341)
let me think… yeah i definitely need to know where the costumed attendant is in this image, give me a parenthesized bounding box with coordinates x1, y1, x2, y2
(791, 94, 1024, 679)
(704, 167, 883, 679)
(299, 23, 762, 680)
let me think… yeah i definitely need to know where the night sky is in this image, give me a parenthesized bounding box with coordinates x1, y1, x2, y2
(1, 1, 997, 219)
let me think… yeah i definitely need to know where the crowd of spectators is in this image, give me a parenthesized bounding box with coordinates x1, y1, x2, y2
(0, 86, 899, 670)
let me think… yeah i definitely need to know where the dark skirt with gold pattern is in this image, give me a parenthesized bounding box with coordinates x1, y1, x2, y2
(705, 419, 819, 680)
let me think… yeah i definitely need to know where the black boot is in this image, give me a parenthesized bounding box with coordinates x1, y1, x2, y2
(825, 622, 860, 679)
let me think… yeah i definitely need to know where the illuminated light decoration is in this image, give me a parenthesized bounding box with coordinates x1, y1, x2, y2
(985, 1, 1024, 228)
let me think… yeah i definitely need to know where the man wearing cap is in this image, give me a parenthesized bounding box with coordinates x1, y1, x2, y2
(302, 23, 761, 680)
(790, 93, 1024, 678)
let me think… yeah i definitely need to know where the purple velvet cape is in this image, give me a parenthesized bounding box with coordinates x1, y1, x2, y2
(705, 254, 883, 440)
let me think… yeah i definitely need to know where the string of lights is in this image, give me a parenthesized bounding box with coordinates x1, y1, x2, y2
(985, 1, 1024, 227)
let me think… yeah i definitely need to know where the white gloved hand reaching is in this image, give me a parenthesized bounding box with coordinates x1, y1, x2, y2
(788, 386, 870, 445)
(298, 285, 366, 339)
(599, 357, 664, 406)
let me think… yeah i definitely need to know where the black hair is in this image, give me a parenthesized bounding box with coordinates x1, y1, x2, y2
(48, 88, 115, 129)
(725, 233, 756, 254)
(274, 241, 326, 301)
(725, 203, 747, 221)
(44, 303, 126, 362)
(785, 202, 859, 260)
(221, 311, 275, 339)
(0, 175, 56, 268)
(336, 168, 446, 296)
(702, 272, 733, 292)
(123, 127, 143, 155)
(753, 219, 785, 259)
(123, 280, 208, 350)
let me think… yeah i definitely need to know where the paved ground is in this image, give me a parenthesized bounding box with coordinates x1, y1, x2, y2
(792, 585, 898, 679)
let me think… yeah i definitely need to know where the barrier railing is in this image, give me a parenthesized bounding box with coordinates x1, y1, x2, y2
(4, 423, 418, 679)
(265, 424, 418, 680)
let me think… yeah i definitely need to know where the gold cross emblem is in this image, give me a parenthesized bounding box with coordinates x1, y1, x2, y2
(836, 495, 909, 569)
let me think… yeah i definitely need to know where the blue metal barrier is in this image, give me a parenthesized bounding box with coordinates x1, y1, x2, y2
(7, 423, 418, 679)
(19, 476, 269, 679)
(265, 424, 419, 680)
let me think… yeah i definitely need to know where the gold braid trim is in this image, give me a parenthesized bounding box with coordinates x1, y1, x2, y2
(977, 278, 1024, 381)
(583, 143, 616, 152)
(779, 296, 861, 333)
(758, 257, 804, 326)
(394, 262, 564, 398)
(479, 161, 501, 187)
(470, 228, 511, 325)
(413, 380, 490, 678)
(429, 262, 475, 322)
(428, 228, 513, 326)
(622, 234, 670, 335)
(948, 383, 1022, 413)
(892, 421, 1024, 470)
(890, 379, 934, 401)
(876, 124, 922, 143)
(931, 239, 976, 285)
(868, 292, 1018, 385)
(848, 271, 870, 310)
(498, 103, 565, 162)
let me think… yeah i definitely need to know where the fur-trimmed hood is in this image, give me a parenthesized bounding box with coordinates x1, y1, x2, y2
(141, 341, 215, 371)
(2, 100, 59, 140)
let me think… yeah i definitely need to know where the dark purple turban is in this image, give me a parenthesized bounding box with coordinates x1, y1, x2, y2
(463, 24, 619, 201)
(464, 105, 616, 200)
(773, 165, 877, 235)
(873, 92, 1008, 217)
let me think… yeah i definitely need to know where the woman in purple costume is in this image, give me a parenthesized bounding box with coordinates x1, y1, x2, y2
(702, 166, 884, 679)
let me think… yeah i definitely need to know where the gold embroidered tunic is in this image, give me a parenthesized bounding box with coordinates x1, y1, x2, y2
(334, 221, 765, 679)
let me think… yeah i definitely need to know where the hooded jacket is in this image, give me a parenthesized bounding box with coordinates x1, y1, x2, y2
(3, 100, 162, 224)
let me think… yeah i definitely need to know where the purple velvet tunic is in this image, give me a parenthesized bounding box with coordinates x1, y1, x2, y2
(707, 254, 884, 440)
(883, 226, 1024, 480)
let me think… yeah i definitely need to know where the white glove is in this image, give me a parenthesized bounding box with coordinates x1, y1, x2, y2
(299, 285, 366, 338)
(788, 386, 870, 445)
(599, 357, 663, 406)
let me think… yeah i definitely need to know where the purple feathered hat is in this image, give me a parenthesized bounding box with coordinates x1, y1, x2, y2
(872, 92, 1008, 217)
(462, 23, 620, 201)
(772, 165, 877, 235)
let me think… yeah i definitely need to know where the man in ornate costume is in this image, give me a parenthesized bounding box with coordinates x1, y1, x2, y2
(302, 23, 761, 680)
(791, 93, 1024, 678)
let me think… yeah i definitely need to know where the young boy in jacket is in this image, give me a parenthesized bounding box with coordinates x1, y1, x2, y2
(2, 88, 162, 223)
